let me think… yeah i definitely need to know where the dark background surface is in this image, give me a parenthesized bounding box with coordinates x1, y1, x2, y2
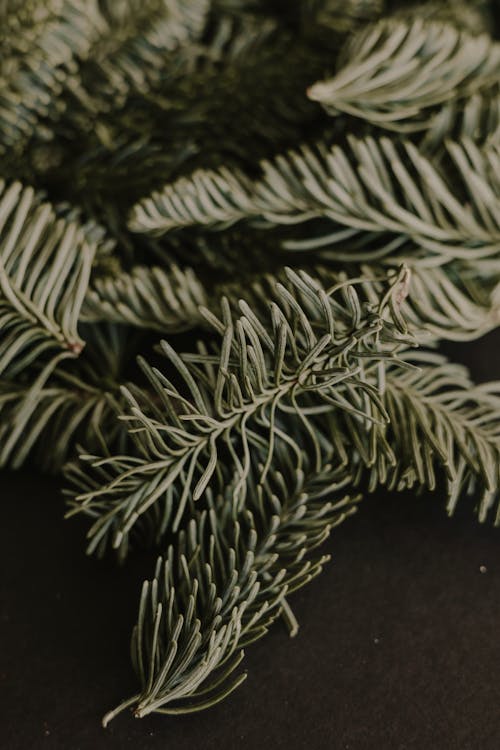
(2, 331, 500, 750)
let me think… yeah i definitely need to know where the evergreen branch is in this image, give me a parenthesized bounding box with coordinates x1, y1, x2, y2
(78, 252, 500, 344)
(129, 163, 254, 234)
(129, 136, 500, 264)
(37, 12, 326, 217)
(307, 18, 500, 133)
(0, 179, 98, 376)
(100, 308, 500, 723)
(81, 264, 207, 332)
(212, 273, 500, 515)
(397, 264, 500, 342)
(67, 262, 500, 561)
(337, 263, 500, 342)
(399, 0, 493, 37)
(65, 268, 409, 556)
(302, 0, 386, 34)
(379, 352, 500, 522)
(421, 87, 500, 152)
(0, 0, 105, 150)
(0, 323, 130, 471)
(69, 0, 210, 113)
(102, 448, 359, 724)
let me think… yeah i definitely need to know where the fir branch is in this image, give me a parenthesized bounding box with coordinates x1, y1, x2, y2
(0, 323, 130, 471)
(129, 163, 255, 235)
(399, 0, 493, 36)
(307, 18, 500, 133)
(335, 263, 500, 342)
(66, 268, 409, 557)
(0, 179, 98, 376)
(100, 324, 500, 723)
(102, 449, 359, 724)
(129, 136, 500, 264)
(3, 0, 500, 729)
(302, 0, 386, 35)
(67, 262, 500, 564)
(78, 251, 500, 345)
(379, 351, 500, 522)
(81, 264, 207, 332)
(395, 264, 500, 342)
(0, 0, 106, 150)
(68, 0, 210, 113)
(421, 87, 500, 152)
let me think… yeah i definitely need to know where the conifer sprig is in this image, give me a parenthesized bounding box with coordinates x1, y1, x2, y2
(129, 137, 500, 264)
(379, 352, 500, 519)
(71, 0, 210, 112)
(0, 180, 98, 377)
(0, 0, 105, 150)
(0, 323, 130, 471)
(99, 295, 500, 723)
(307, 18, 500, 132)
(303, 0, 386, 35)
(102, 449, 359, 724)
(421, 87, 500, 151)
(66, 268, 409, 557)
(81, 264, 208, 332)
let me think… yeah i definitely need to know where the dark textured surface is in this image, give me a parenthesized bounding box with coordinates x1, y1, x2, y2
(2, 330, 500, 750)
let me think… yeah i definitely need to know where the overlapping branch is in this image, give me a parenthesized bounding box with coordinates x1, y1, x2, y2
(0, 179, 98, 377)
(307, 18, 500, 132)
(129, 137, 500, 265)
(0, 0, 105, 150)
(102, 446, 358, 723)
(66, 268, 409, 556)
